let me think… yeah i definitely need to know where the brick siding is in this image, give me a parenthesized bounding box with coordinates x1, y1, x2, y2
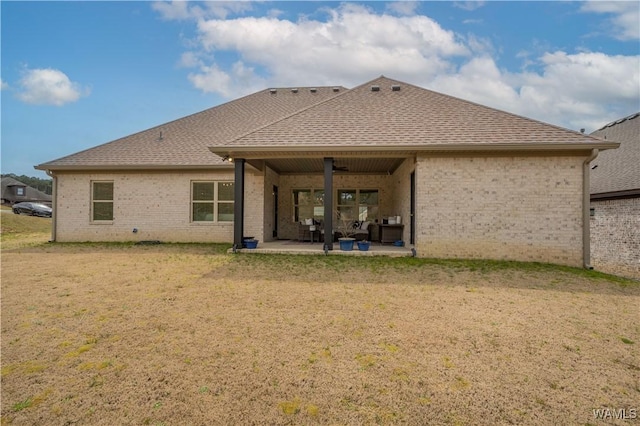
(414, 155, 585, 266)
(53, 170, 260, 243)
(590, 197, 640, 280)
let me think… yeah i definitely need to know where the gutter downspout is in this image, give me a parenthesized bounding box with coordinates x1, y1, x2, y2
(45, 170, 57, 242)
(582, 149, 598, 269)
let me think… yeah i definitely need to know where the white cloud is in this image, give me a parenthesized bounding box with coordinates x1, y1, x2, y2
(16, 68, 89, 106)
(178, 51, 202, 68)
(1, 78, 8, 90)
(188, 63, 232, 96)
(155, 2, 639, 132)
(202, 1, 253, 19)
(188, 61, 265, 98)
(191, 4, 468, 94)
(430, 56, 521, 112)
(152, 1, 252, 21)
(581, 1, 640, 40)
(152, 1, 202, 20)
(431, 52, 640, 132)
(454, 1, 486, 12)
(385, 1, 420, 16)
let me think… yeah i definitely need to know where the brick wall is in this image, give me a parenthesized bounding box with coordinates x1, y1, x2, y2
(242, 167, 265, 242)
(390, 158, 415, 244)
(415, 155, 585, 266)
(53, 170, 260, 243)
(590, 197, 640, 280)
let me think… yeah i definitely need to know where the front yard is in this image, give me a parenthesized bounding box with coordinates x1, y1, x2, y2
(1, 232, 638, 424)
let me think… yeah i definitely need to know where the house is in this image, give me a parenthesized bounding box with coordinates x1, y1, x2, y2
(35, 76, 618, 267)
(589, 112, 640, 279)
(1, 176, 52, 206)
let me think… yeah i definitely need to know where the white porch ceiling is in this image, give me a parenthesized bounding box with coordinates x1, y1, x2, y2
(249, 156, 408, 174)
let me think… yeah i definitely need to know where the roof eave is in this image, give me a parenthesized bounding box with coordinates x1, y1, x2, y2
(34, 164, 234, 172)
(210, 142, 620, 158)
(591, 189, 640, 200)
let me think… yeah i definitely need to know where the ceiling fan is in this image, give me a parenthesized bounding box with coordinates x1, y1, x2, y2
(332, 160, 349, 172)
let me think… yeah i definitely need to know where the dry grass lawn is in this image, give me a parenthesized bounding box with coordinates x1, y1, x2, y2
(1, 213, 639, 425)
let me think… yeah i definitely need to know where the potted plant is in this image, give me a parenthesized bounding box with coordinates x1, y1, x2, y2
(336, 211, 355, 251)
(357, 240, 370, 251)
(244, 239, 259, 249)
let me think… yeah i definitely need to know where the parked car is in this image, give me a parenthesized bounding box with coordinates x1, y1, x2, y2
(12, 202, 52, 217)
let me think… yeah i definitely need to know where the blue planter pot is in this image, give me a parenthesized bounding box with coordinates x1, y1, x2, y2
(357, 241, 370, 251)
(339, 238, 355, 251)
(244, 239, 259, 249)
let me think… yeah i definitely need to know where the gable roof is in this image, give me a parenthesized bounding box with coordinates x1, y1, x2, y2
(590, 112, 640, 197)
(36, 86, 345, 171)
(210, 76, 617, 157)
(37, 76, 617, 173)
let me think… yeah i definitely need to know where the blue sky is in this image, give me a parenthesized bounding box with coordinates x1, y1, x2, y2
(2, 1, 639, 178)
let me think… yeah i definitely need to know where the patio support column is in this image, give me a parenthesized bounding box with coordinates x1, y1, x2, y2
(323, 157, 334, 251)
(233, 158, 245, 251)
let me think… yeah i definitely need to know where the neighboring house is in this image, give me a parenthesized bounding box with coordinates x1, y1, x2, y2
(1, 176, 52, 206)
(36, 76, 617, 267)
(589, 112, 640, 279)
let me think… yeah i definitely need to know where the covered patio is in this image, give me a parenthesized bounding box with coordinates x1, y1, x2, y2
(226, 154, 415, 252)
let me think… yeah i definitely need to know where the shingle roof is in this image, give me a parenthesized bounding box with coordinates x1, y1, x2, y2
(36, 86, 345, 170)
(37, 76, 616, 172)
(216, 76, 612, 151)
(590, 112, 640, 196)
(1, 176, 52, 203)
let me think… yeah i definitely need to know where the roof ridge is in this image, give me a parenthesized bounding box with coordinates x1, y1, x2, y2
(595, 111, 640, 131)
(218, 76, 411, 147)
(219, 85, 351, 146)
(267, 85, 345, 90)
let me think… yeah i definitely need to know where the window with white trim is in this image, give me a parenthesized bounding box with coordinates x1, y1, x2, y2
(192, 181, 234, 222)
(92, 181, 114, 221)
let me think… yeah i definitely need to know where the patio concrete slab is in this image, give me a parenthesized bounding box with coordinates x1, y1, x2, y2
(230, 240, 414, 257)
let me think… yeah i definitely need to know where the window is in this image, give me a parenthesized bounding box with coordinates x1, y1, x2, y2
(293, 189, 324, 222)
(16, 187, 25, 196)
(337, 189, 378, 221)
(92, 181, 114, 221)
(358, 189, 379, 221)
(192, 181, 234, 222)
